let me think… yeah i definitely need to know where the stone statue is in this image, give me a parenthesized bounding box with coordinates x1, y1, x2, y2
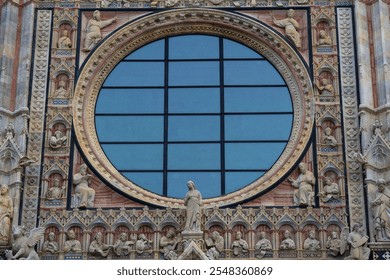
(54, 80, 68, 97)
(184, 180, 202, 232)
(83, 10, 117, 52)
(345, 224, 370, 260)
(303, 230, 320, 251)
(63, 229, 82, 253)
(0, 184, 13, 245)
(272, 9, 301, 48)
(43, 232, 59, 254)
(280, 230, 296, 250)
(113, 232, 134, 256)
(371, 179, 390, 241)
(136, 234, 152, 255)
(57, 29, 72, 49)
(160, 229, 180, 259)
(326, 231, 341, 257)
(231, 231, 249, 256)
(318, 30, 332, 46)
(49, 130, 67, 149)
(46, 178, 65, 200)
(319, 177, 340, 203)
(73, 164, 95, 208)
(6, 226, 45, 260)
(288, 163, 316, 206)
(316, 78, 334, 95)
(323, 127, 337, 147)
(206, 231, 224, 253)
(255, 231, 272, 259)
(5, 122, 14, 139)
(89, 232, 112, 258)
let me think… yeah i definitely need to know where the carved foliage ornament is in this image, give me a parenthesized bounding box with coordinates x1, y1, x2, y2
(73, 9, 314, 208)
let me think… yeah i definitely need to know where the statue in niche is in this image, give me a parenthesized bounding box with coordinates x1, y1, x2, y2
(231, 231, 249, 256)
(280, 230, 296, 250)
(54, 80, 68, 97)
(49, 130, 67, 149)
(184, 180, 202, 232)
(206, 231, 224, 253)
(43, 232, 59, 254)
(271, 9, 301, 48)
(57, 29, 72, 49)
(46, 178, 65, 200)
(113, 232, 134, 256)
(160, 229, 180, 260)
(255, 231, 272, 259)
(319, 177, 340, 203)
(318, 30, 332, 46)
(73, 164, 95, 208)
(303, 230, 320, 251)
(345, 224, 370, 260)
(83, 10, 117, 52)
(371, 179, 390, 241)
(5, 226, 44, 260)
(89, 232, 112, 258)
(322, 127, 337, 147)
(63, 229, 82, 253)
(326, 231, 341, 257)
(288, 163, 316, 207)
(51, 129, 66, 145)
(135, 234, 152, 255)
(316, 78, 334, 95)
(5, 122, 14, 139)
(0, 184, 13, 245)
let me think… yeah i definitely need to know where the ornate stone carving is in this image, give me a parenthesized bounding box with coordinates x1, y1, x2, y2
(89, 232, 112, 258)
(49, 130, 67, 149)
(5, 226, 45, 260)
(231, 231, 249, 257)
(370, 179, 390, 241)
(345, 224, 370, 260)
(0, 184, 13, 245)
(255, 231, 272, 259)
(316, 77, 335, 96)
(184, 181, 202, 233)
(280, 230, 296, 250)
(303, 230, 321, 251)
(271, 9, 301, 48)
(289, 163, 316, 206)
(57, 29, 72, 49)
(135, 234, 152, 255)
(319, 176, 340, 203)
(326, 231, 341, 257)
(205, 231, 224, 259)
(46, 177, 65, 200)
(42, 232, 59, 254)
(63, 229, 82, 253)
(73, 164, 95, 208)
(323, 127, 337, 147)
(83, 10, 117, 52)
(113, 232, 133, 256)
(160, 229, 180, 260)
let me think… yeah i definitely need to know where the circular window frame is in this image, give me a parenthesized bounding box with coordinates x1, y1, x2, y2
(73, 8, 314, 208)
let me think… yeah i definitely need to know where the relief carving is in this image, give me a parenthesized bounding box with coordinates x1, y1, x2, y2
(288, 163, 316, 207)
(42, 232, 59, 254)
(49, 130, 67, 149)
(303, 230, 321, 251)
(271, 9, 301, 48)
(89, 232, 113, 258)
(73, 164, 95, 208)
(255, 231, 272, 259)
(279, 230, 296, 250)
(345, 224, 370, 260)
(326, 231, 341, 257)
(0, 184, 13, 245)
(5, 226, 45, 260)
(57, 29, 72, 49)
(231, 231, 249, 257)
(113, 232, 134, 256)
(63, 229, 82, 253)
(160, 229, 180, 260)
(205, 231, 224, 259)
(319, 176, 340, 203)
(135, 234, 152, 255)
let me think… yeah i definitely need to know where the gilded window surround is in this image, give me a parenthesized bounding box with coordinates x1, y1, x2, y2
(73, 8, 314, 208)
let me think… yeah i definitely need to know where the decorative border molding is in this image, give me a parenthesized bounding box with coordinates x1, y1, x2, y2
(337, 8, 367, 229)
(73, 8, 314, 208)
(22, 10, 52, 231)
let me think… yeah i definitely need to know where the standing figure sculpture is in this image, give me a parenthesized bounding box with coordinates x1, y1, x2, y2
(83, 10, 117, 52)
(371, 179, 390, 241)
(289, 163, 316, 206)
(73, 164, 95, 208)
(345, 224, 370, 260)
(0, 184, 13, 245)
(184, 181, 202, 232)
(272, 9, 301, 48)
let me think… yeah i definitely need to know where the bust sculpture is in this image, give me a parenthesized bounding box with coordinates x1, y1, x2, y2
(231, 231, 249, 256)
(255, 231, 272, 259)
(303, 230, 320, 251)
(43, 232, 59, 254)
(280, 230, 296, 250)
(63, 229, 82, 253)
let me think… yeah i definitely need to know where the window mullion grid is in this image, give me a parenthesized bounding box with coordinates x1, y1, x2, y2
(163, 38, 169, 196)
(220, 37, 226, 196)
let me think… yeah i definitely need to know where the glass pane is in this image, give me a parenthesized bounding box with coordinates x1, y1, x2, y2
(169, 35, 219, 59)
(123, 172, 163, 195)
(96, 116, 164, 142)
(225, 172, 264, 193)
(169, 61, 220, 86)
(124, 39, 164, 60)
(96, 88, 164, 114)
(224, 61, 285, 85)
(225, 115, 292, 141)
(223, 38, 263, 59)
(168, 144, 220, 170)
(224, 87, 292, 113)
(168, 116, 220, 141)
(225, 143, 287, 170)
(168, 88, 220, 113)
(102, 144, 163, 170)
(104, 62, 164, 87)
(167, 172, 221, 198)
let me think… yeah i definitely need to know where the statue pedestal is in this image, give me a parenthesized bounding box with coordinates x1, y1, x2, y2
(181, 230, 203, 241)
